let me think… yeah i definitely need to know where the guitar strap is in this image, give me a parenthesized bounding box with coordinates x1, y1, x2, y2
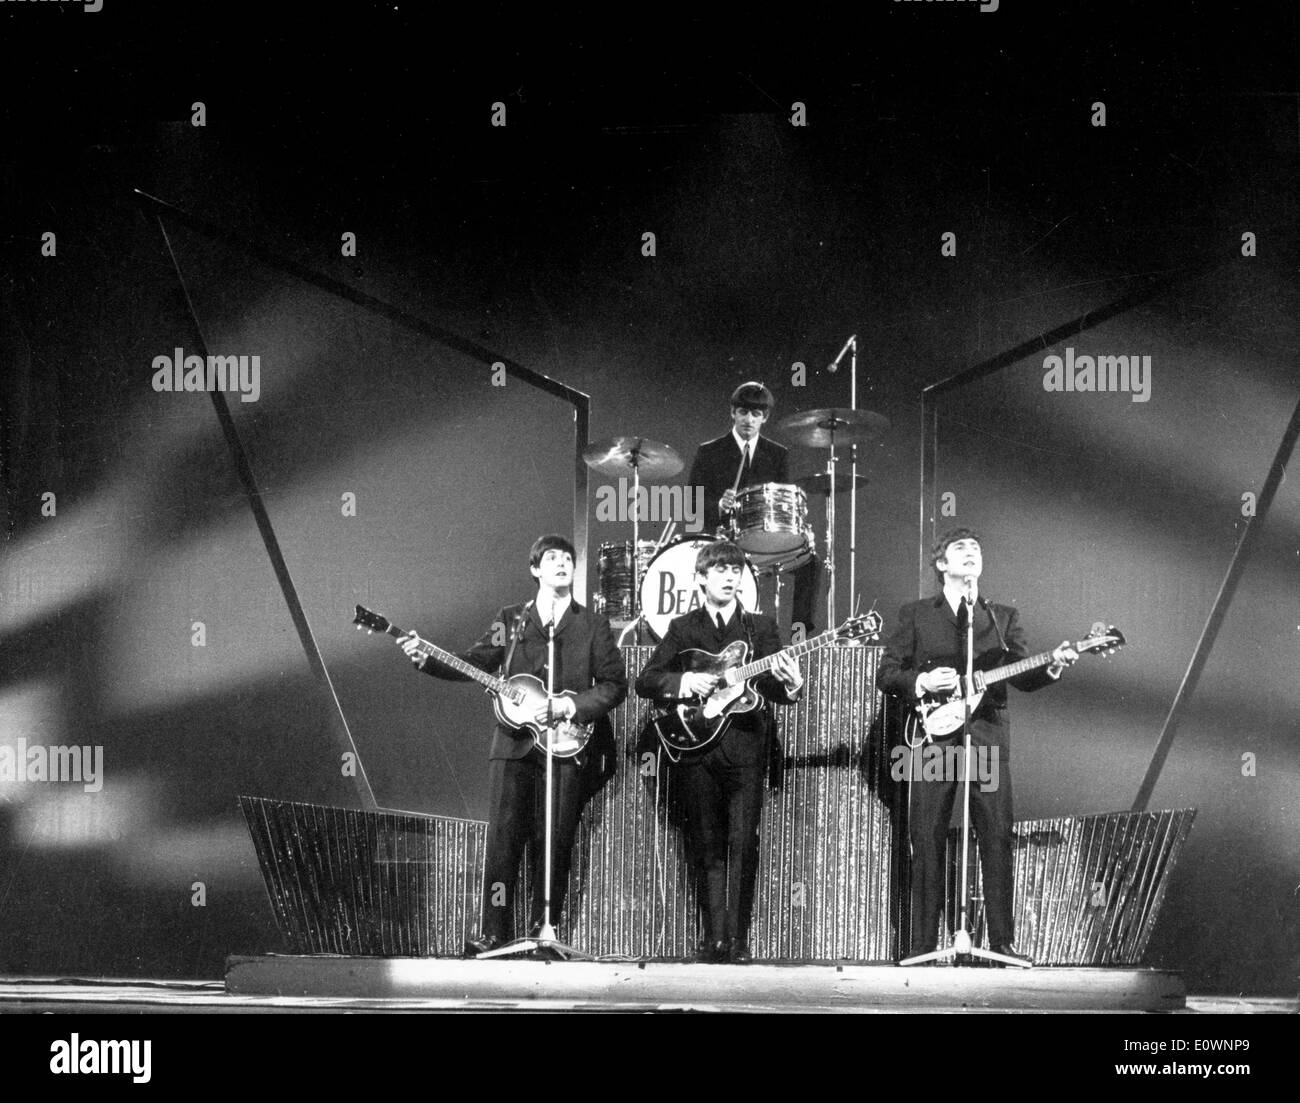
(980, 598, 1010, 653)
(739, 606, 773, 726)
(500, 600, 532, 677)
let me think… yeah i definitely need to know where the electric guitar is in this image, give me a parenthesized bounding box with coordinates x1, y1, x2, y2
(651, 612, 882, 755)
(915, 621, 1125, 739)
(353, 604, 594, 757)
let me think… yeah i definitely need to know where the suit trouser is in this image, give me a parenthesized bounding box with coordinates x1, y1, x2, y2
(480, 750, 586, 939)
(907, 734, 1015, 953)
(678, 738, 766, 944)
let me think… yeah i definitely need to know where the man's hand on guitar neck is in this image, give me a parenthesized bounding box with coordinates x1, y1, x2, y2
(768, 650, 804, 694)
(1047, 641, 1080, 678)
(397, 631, 430, 669)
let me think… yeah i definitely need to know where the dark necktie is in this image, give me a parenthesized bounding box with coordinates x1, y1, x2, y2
(740, 443, 752, 486)
(716, 612, 727, 632)
(956, 600, 969, 631)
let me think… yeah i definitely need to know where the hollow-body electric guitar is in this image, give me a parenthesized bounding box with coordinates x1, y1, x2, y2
(915, 621, 1125, 739)
(652, 613, 881, 755)
(353, 604, 593, 757)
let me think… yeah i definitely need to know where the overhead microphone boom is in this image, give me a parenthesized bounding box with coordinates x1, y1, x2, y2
(827, 333, 857, 373)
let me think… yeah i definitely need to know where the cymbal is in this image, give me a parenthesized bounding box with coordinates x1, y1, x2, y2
(795, 472, 870, 496)
(776, 407, 890, 448)
(583, 436, 684, 479)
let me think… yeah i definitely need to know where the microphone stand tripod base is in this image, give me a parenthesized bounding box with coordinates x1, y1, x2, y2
(899, 933, 1033, 969)
(475, 926, 593, 962)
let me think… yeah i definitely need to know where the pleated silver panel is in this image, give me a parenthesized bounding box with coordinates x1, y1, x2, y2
(944, 808, 1196, 964)
(239, 795, 486, 957)
(549, 644, 905, 960)
(241, 686, 1191, 964)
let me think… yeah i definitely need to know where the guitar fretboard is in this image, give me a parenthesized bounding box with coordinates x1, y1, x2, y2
(383, 623, 522, 703)
(979, 636, 1109, 687)
(978, 650, 1059, 687)
(731, 631, 838, 682)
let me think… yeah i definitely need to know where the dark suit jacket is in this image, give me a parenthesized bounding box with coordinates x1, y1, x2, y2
(877, 594, 1056, 754)
(687, 433, 790, 533)
(423, 599, 628, 761)
(635, 605, 798, 767)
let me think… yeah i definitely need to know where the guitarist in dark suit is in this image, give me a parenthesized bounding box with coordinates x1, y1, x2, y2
(635, 539, 804, 963)
(398, 534, 627, 956)
(686, 381, 821, 632)
(878, 527, 1077, 964)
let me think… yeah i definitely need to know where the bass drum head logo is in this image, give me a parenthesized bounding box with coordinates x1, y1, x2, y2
(638, 539, 758, 640)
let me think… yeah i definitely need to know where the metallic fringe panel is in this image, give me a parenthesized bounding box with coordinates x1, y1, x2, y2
(525, 645, 906, 961)
(240, 671, 1192, 965)
(239, 796, 486, 958)
(944, 808, 1196, 964)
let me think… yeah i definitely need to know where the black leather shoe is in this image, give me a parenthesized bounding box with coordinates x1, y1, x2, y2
(695, 940, 728, 964)
(463, 931, 503, 957)
(727, 938, 753, 964)
(990, 943, 1033, 966)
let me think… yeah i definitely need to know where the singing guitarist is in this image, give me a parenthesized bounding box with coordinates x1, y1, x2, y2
(398, 534, 627, 957)
(878, 527, 1078, 965)
(635, 539, 803, 964)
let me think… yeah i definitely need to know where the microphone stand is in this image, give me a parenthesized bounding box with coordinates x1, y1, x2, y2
(848, 338, 858, 622)
(901, 587, 1030, 968)
(478, 618, 591, 961)
(824, 422, 837, 631)
(823, 333, 856, 631)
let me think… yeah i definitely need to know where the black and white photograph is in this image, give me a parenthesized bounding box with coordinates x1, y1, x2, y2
(0, 0, 1296, 1082)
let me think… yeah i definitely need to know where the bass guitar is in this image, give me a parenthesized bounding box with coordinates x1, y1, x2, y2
(651, 612, 881, 755)
(353, 604, 594, 757)
(915, 621, 1125, 739)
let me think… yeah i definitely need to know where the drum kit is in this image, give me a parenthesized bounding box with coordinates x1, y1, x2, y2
(582, 403, 889, 643)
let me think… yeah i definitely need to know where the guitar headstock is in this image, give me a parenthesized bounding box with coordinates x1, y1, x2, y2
(1080, 622, 1125, 657)
(353, 604, 392, 634)
(834, 610, 883, 643)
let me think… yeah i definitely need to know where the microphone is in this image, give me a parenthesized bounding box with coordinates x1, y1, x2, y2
(827, 333, 857, 374)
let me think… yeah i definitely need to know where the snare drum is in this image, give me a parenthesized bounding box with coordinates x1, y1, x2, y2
(637, 538, 759, 640)
(733, 483, 815, 571)
(594, 540, 658, 621)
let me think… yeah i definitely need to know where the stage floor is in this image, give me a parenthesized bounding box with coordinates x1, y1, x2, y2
(0, 959, 1289, 1014)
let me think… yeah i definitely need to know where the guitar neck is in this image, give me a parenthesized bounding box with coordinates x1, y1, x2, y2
(733, 632, 836, 682)
(979, 647, 1067, 687)
(383, 624, 509, 694)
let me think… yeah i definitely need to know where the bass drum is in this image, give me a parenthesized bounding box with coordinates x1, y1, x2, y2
(638, 538, 759, 641)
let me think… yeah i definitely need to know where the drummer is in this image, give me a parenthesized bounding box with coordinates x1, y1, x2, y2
(685, 382, 820, 633)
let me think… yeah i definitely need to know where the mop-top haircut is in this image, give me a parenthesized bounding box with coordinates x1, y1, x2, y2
(930, 526, 982, 586)
(529, 534, 576, 570)
(695, 539, 748, 580)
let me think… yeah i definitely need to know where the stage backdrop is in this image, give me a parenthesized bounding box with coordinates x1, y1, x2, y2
(2, 83, 1297, 994)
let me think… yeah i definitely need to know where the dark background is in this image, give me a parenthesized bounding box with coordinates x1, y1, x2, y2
(1, 3, 1297, 993)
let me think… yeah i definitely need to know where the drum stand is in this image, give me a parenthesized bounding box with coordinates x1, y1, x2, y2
(900, 592, 1031, 969)
(478, 622, 591, 962)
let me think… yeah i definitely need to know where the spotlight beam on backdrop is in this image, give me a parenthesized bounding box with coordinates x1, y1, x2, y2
(916, 249, 1274, 814)
(135, 188, 594, 813)
(1132, 393, 1300, 812)
(918, 253, 1238, 595)
(131, 188, 593, 593)
(153, 211, 378, 811)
